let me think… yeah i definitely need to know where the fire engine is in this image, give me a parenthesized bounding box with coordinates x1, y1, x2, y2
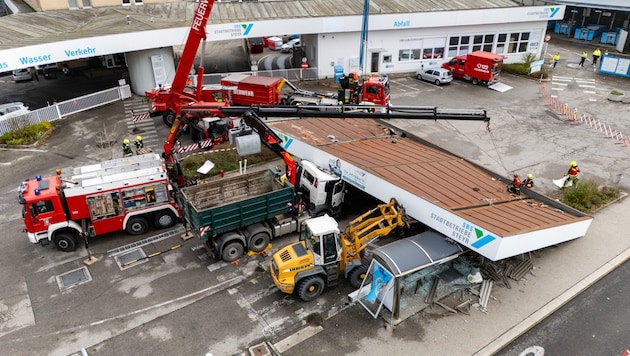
(18, 154, 179, 252)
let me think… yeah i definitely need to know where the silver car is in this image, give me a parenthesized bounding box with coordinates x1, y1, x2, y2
(0, 102, 30, 119)
(12, 68, 33, 82)
(416, 68, 453, 86)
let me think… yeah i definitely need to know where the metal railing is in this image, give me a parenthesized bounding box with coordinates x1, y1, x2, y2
(0, 85, 132, 136)
(0, 67, 319, 136)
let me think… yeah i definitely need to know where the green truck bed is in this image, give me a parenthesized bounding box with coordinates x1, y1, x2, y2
(180, 169, 295, 241)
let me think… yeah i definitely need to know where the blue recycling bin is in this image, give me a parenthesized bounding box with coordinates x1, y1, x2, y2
(333, 65, 344, 83)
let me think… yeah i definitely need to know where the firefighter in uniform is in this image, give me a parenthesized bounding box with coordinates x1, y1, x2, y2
(507, 173, 522, 195)
(134, 136, 144, 151)
(564, 161, 580, 187)
(522, 174, 534, 189)
(122, 139, 133, 157)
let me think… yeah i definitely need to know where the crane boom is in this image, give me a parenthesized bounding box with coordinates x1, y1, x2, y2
(171, 0, 214, 95)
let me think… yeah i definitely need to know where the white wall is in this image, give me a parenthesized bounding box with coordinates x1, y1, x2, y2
(126, 47, 176, 95)
(315, 21, 549, 78)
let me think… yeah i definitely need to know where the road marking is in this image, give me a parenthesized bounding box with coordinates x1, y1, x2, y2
(583, 91, 597, 94)
(552, 82, 568, 86)
(551, 88, 564, 91)
(579, 85, 596, 88)
(273, 325, 324, 353)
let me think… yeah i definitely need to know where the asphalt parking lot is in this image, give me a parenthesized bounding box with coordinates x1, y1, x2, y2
(1, 39, 630, 355)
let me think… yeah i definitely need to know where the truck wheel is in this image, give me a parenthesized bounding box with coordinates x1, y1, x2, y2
(126, 216, 149, 235)
(153, 210, 176, 229)
(53, 232, 78, 252)
(472, 78, 479, 85)
(163, 110, 176, 127)
(248, 231, 271, 252)
(348, 264, 369, 288)
(297, 275, 325, 302)
(221, 241, 244, 262)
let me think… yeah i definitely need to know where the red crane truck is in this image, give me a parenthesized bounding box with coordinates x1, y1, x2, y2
(442, 51, 503, 86)
(18, 154, 180, 252)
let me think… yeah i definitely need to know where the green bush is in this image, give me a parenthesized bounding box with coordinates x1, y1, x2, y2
(561, 179, 620, 213)
(0, 121, 51, 145)
(180, 145, 279, 181)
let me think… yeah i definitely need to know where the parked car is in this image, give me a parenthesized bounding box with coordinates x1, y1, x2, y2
(416, 68, 453, 86)
(35, 63, 58, 74)
(12, 68, 33, 82)
(0, 102, 30, 119)
(280, 38, 300, 53)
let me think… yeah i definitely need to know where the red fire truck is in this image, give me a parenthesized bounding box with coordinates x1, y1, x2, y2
(18, 154, 180, 251)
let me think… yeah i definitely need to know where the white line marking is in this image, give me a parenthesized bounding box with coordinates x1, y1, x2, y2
(583, 91, 597, 94)
(273, 325, 324, 353)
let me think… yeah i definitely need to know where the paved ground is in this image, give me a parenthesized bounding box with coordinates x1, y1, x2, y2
(0, 38, 629, 356)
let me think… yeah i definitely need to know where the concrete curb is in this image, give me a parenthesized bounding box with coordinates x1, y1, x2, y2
(474, 246, 630, 355)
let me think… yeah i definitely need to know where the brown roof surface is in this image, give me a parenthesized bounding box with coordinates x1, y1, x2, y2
(270, 117, 590, 238)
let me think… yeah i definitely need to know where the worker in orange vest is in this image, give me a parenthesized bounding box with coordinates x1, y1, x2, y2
(507, 173, 522, 195)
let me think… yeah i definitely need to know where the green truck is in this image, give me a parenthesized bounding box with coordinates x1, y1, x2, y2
(180, 168, 310, 262)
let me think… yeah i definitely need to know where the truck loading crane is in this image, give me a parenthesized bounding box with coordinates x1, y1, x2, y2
(270, 198, 408, 301)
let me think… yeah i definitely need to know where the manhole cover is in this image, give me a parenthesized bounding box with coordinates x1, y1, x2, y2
(115, 248, 147, 270)
(57, 267, 92, 290)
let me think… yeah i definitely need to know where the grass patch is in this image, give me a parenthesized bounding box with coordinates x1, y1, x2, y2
(502, 52, 549, 80)
(0, 121, 52, 145)
(560, 179, 620, 213)
(180, 144, 279, 180)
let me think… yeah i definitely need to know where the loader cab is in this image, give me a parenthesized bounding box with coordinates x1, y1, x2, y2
(301, 215, 341, 266)
(298, 160, 345, 216)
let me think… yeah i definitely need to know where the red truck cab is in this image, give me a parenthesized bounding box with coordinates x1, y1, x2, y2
(442, 51, 503, 86)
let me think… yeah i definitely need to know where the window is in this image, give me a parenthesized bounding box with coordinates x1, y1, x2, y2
(383, 54, 392, 63)
(448, 36, 471, 57)
(398, 38, 422, 62)
(68, 0, 78, 9)
(122, 0, 131, 6)
(472, 34, 494, 52)
(134, 0, 143, 4)
(33, 200, 54, 215)
(82, 0, 92, 8)
(497, 32, 530, 54)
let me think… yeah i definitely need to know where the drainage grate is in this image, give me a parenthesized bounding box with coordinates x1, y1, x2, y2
(107, 226, 185, 257)
(115, 248, 147, 270)
(57, 267, 92, 290)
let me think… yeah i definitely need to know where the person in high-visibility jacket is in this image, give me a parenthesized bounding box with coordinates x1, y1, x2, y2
(122, 139, 133, 157)
(564, 161, 581, 187)
(507, 174, 522, 195)
(522, 174, 535, 189)
(134, 136, 144, 150)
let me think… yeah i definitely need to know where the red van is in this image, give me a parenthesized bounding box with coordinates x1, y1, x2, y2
(442, 51, 503, 86)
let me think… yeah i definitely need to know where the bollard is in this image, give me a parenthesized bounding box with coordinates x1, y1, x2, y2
(220, 170, 224, 178)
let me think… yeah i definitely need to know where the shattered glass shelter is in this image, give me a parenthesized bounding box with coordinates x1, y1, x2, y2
(355, 231, 468, 325)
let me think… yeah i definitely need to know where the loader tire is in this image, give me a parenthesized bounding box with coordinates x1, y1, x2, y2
(297, 275, 325, 302)
(163, 110, 176, 127)
(348, 264, 369, 288)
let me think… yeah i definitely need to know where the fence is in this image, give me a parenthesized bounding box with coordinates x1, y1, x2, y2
(539, 83, 630, 147)
(0, 67, 321, 136)
(0, 84, 132, 136)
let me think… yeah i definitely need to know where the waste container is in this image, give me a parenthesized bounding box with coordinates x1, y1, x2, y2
(334, 65, 344, 83)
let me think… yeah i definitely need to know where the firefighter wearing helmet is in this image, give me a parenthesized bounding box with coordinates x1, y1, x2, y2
(564, 161, 580, 188)
(134, 136, 144, 150)
(523, 174, 534, 189)
(122, 138, 133, 157)
(507, 173, 522, 195)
